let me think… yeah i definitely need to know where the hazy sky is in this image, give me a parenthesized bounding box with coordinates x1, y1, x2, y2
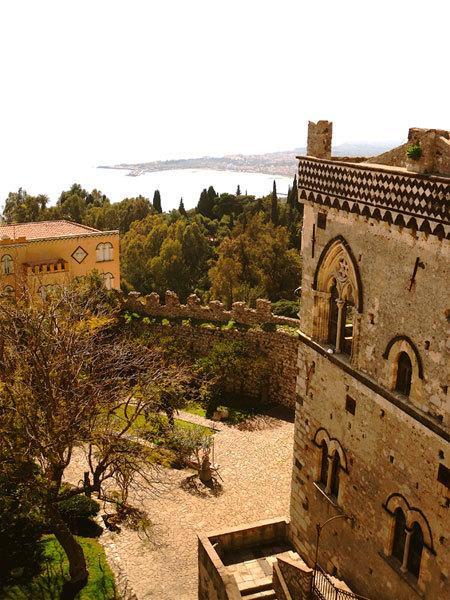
(0, 0, 448, 168)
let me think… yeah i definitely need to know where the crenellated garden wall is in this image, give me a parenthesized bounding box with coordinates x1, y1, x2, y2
(117, 290, 302, 409)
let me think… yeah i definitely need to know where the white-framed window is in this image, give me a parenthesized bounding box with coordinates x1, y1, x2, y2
(1, 254, 14, 275)
(96, 242, 113, 262)
(102, 272, 114, 290)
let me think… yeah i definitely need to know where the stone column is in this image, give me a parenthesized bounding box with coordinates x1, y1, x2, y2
(335, 300, 346, 352)
(313, 290, 331, 342)
(401, 529, 413, 573)
(325, 456, 334, 495)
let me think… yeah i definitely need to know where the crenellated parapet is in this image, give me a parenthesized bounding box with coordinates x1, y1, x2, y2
(116, 290, 300, 329)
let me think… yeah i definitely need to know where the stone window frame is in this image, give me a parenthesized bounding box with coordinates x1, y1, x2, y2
(381, 493, 435, 593)
(96, 242, 113, 262)
(313, 428, 348, 506)
(1, 254, 14, 275)
(311, 236, 363, 361)
(382, 336, 424, 403)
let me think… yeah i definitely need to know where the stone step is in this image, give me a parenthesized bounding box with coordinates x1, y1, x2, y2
(242, 590, 277, 600)
(241, 581, 276, 598)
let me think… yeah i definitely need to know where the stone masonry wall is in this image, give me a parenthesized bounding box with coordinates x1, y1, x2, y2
(118, 290, 301, 409)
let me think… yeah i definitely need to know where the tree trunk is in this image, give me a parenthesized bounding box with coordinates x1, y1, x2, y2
(165, 407, 175, 430)
(47, 503, 88, 599)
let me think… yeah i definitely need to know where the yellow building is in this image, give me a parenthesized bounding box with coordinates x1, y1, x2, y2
(0, 220, 120, 298)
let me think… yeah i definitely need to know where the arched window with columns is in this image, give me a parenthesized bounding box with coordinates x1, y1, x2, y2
(383, 493, 433, 584)
(314, 428, 347, 503)
(312, 236, 362, 357)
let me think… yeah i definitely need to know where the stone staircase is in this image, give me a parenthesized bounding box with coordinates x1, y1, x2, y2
(240, 581, 278, 600)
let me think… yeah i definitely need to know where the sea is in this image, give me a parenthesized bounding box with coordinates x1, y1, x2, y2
(0, 163, 293, 212)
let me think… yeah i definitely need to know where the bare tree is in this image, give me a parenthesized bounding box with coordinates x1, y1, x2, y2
(0, 277, 189, 598)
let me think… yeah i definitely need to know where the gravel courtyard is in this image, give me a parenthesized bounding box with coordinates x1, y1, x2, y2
(97, 412, 295, 600)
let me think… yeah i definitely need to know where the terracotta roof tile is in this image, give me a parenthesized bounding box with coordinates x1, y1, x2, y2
(0, 220, 102, 241)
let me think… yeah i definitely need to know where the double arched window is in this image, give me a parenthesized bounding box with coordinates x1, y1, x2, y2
(383, 493, 433, 584)
(391, 508, 424, 579)
(1, 254, 14, 275)
(96, 242, 113, 262)
(314, 429, 347, 503)
(313, 237, 362, 357)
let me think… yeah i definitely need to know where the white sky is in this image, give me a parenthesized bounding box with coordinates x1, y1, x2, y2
(0, 0, 448, 168)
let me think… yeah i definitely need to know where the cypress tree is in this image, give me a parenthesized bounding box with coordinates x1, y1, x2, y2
(271, 180, 278, 225)
(236, 184, 241, 196)
(153, 190, 162, 214)
(197, 188, 213, 218)
(179, 197, 187, 216)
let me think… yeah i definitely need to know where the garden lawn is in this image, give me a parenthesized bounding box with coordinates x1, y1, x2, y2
(4, 535, 115, 600)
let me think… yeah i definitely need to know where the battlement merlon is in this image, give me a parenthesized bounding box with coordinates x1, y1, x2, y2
(116, 290, 301, 328)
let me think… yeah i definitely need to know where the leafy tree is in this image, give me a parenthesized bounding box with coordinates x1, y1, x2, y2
(153, 190, 162, 214)
(0, 452, 44, 589)
(270, 180, 278, 225)
(209, 213, 301, 304)
(2, 188, 49, 223)
(0, 276, 188, 596)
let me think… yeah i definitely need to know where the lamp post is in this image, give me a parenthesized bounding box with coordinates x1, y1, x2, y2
(311, 513, 354, 591)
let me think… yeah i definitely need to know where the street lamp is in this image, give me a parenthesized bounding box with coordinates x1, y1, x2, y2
(313, 513, 354, 573)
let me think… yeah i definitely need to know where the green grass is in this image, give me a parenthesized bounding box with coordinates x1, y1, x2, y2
(114, 405, 213, 437)
(184, 401, 208, 418)
(4, 535, 116, 600)
(185, 399, 258, 425)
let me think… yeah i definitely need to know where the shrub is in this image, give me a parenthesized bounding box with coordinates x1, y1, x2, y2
(57, 487, 101, 536)
(406, 144, 422, 161)
(272, 299, 300, 319)
(58, 492, 100, 522)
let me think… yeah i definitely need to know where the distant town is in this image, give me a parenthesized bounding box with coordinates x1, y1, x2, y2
(99, 142, 393, 178)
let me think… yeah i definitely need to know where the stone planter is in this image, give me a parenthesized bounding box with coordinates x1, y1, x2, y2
(406, 158, 427, 174)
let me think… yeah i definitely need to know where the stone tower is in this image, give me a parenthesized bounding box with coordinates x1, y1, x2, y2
(290, 122, 450, 599)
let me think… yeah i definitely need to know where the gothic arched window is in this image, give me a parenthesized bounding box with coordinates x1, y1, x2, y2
(395, 352, 412, 396)
(313, 238, 362, 356)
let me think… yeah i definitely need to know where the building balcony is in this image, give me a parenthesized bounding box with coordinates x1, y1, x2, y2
(23, 260, 69, 276)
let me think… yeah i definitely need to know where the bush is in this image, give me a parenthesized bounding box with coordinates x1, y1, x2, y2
(57, 487, 101, 536)
(272, 299, 300, 319)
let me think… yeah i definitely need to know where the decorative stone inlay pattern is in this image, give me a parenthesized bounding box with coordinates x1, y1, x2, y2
(297, 157, 450, 238)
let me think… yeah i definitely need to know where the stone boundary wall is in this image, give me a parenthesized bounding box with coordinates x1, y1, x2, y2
(118, 290, 300, 329)
(273, 555, 313, 600)
(117, 290, 301, 409)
